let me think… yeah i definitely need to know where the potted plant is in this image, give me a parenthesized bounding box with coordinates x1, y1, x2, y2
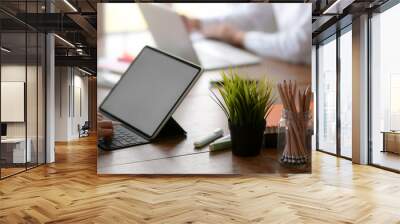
(211, 70, 275, 156)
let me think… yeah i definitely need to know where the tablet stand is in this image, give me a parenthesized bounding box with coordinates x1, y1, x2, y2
(155, 117, 186, 139)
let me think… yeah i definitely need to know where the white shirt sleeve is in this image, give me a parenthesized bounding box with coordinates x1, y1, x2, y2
(200, 4, 276, 33)
(243, 26, 311, 64)
(243, 4, 311, 64)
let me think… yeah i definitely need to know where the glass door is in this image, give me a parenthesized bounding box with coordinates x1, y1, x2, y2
(27, 29, 38, 170)
(339, 27, 352, 158)
(370, 2, 400, 171)
(0, 1, 46, 179)
(1, 30, 28, 178)
(316, 25, 353, 159)
(37, 32, 46, 166)
(317, 36, 337, 154)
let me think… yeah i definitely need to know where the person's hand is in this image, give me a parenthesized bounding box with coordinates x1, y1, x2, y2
(201, 24, 245, 47)
(98, 113, 113, 141)
(181, 15, 201, 32)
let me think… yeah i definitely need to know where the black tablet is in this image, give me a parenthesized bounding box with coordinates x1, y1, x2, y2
(99, 46, 203, 140)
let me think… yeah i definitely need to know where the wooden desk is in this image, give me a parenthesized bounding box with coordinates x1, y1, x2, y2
(97, 57, 311, 174)
(381, 131, 400, 154)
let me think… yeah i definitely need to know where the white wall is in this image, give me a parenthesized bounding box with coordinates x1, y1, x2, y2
(1, 65, 41, 139)
(55, 67, 89, 141)
(1, 64, 46, 164)
(1, 65, 27, 138)
(55, 66, 69, 141)
(71, 74, 89, 138)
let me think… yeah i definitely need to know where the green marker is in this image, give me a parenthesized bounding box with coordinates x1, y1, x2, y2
(209, 135, 231, 151)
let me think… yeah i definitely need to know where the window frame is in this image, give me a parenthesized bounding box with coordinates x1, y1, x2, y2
(0, 0, 47, 180)
(315, 22, 353, 161)
(367, 0, 400, 173)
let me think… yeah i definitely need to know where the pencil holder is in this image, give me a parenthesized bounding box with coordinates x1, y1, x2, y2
(277, 110, 312, 166)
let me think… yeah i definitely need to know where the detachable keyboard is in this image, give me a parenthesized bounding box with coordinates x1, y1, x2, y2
(98, 124, 149, 151)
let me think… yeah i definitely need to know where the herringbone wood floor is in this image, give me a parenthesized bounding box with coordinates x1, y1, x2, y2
(1, 135, 400, 224)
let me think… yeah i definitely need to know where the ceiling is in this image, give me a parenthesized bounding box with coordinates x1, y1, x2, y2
(311, 0, 391, 43)
(0, 0, 98, 74)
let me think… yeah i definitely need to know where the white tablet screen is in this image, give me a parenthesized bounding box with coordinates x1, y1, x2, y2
(100, 47, 201, 137)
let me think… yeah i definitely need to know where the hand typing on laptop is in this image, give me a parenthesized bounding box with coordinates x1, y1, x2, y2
(201, 24, 245, 48)
(98, 113, 113, 141)
(182, 15, 244, 48)
(180, 3, 311, 65)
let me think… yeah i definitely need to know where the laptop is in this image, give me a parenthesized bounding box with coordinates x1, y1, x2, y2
(139, 4, 261, 71)
(98, 46, 202, 151)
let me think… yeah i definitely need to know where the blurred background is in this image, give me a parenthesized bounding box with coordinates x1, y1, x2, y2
(98, 3, 238, 59)
(97, 3, 266, 90)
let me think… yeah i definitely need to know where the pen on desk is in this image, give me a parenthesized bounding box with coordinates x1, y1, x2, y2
(194, 128, 224, 148)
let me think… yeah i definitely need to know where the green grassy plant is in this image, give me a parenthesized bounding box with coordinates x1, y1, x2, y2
(211, 69, 276, 127)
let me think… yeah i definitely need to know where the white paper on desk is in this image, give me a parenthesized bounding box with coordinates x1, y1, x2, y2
(98, 58, 130, 74)
(97, 71, 122, 88)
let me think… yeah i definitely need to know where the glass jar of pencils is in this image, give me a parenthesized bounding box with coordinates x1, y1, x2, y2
(277, 109, 313, 167)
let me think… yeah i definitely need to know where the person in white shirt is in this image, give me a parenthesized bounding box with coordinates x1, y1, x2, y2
(182, 3, 311, 64)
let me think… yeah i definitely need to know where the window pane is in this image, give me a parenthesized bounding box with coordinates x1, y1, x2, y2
(38, 32, 45, 165)
(340, 29, 352, 158)
(27, 30, 38, 169)
(1, 30, 28, 177)
(371, 3, 400, 171)
(318, 38, 337, 154)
